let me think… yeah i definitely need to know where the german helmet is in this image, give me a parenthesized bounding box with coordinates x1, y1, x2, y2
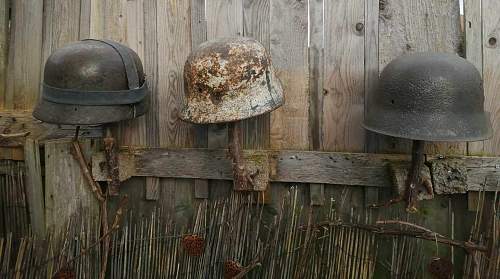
(33, 39, 149, 125)
(180, 37, 284, 124)
(364, 52, 492, 141)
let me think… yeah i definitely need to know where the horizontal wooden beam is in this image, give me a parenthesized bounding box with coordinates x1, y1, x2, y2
(92, 148, 500, 191)
(0, 110, 102, 147)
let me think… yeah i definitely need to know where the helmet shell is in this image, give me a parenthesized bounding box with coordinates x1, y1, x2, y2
(364, 52, 492, 141)
(180, 37, 283, 124)
(33, 39, 149, 125)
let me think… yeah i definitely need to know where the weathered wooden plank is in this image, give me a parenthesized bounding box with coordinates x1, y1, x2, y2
(45, 140, 99, 232)
(464, 0, 484, 210)
(0, 0, 8, 109)
(324, 0, 365, 212)
(478, 0, 500, 156)
(190, 0, 209, 199)
(143, 0, 160, 201)
(92, 148, 500, 192)
(5, 0, 43, 109)
(23, 139, 45, 237)
(308, 0, 324, 205)
(375, 0, 463, 155)
(241, 0, 270, 150)
(323, 0, 365, 153)
(0, 111, 102, 147)
(269, 0, 309, 150)
(156, 0, 196, 208)
(364, 0, 380, 207)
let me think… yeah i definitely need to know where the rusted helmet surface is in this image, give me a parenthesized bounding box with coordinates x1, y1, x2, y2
(33, 39, 149, 125)
(180, 37, 283, 124)
(364, 52, 492, 141)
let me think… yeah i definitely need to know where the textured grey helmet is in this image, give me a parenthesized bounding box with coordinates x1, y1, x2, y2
(33, 39, 149, 125)
(180, 37, 283, 124)
(364, 52, 492, 141)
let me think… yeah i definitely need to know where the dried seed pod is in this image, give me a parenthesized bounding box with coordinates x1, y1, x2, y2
(181, 234, 205, 256)
(224, 259, 243, 279)
(428, 257, 453, 279)
(53, 267, 76, 279)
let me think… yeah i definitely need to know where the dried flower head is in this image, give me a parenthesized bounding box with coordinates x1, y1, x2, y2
(224, 259, 243, 279)
(181, 234, 205, 256)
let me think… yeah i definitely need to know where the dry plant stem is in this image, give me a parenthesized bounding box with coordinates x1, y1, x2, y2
(303, 221, 487, 252)
(71, 140, 105, 202)
(233, 260, 261, 279)
(71, 137, 127, 279)
(376, 220, 443, 237)
(406, 140, 425, 212)
(104, 127, 120, 196)
(228, 121, 254, 191)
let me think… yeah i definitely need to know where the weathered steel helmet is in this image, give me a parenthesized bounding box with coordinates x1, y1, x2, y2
(364, 52, 492, 141)
(33, 39, 149, 125)
(180, 37, 283, 124)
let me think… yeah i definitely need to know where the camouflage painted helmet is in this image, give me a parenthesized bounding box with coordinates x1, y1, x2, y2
(33, 39, 149, 125)
(364, 52, 492, 141)
(180, 37, 284, 124)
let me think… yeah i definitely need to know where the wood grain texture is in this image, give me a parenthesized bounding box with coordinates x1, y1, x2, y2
(191, 0, 209, 199)
(241, 0, 270, 149)
(464, 0, 484, 209)
(23, 139, 45, 237)
(45, 140, 99, 232)
(92, 148, 500, 192)
(308, 0, 324, 205)
(364, 0, 380, 206)
(0, 0, 8, 109)
(144, 0, 160, 200)
(376, 0, 463, 155)
(323, 0, 365, 152)
(156, 0, 196, 209)
(269, 0, 309, 150)
(5, 0, 43, 109)
(478, 0, 500, 156)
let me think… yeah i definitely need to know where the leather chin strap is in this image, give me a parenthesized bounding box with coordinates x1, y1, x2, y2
(41, 39, 148, 106)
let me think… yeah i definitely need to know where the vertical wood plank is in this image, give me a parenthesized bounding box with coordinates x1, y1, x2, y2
(364, 0, 380, 207)
(464, 0, 484, 210)
(0, 0, 8, 109)
(270, 0, 309, 206)
(191, 0, 209, 199)
(5, 0, 43, 109)
(309, 0, 324, 206)
(477, 0, 500, 156)
(45, 140, 99, 232)
(206, 0, 244, 198)
(23, 139, 46, 237)
(144, 0, 160, 201)
(242, 0, 270, 149)
(323, 0, 365, 153)
(269, 0, 309, 150)
(375, 0, 463, 155)
(156, 0, 196, 217)
(41, 0, 99, 233)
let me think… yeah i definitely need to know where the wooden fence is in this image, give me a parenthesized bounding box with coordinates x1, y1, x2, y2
(0, 0, 499, 278)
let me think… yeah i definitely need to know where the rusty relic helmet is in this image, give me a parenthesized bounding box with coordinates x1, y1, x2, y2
(364, 52, 492, 141)
(33, 39, 149, 125)
(180, 37, 283, 124)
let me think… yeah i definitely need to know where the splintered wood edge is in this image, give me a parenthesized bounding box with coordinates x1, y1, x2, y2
(90, 148, 500, 192)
